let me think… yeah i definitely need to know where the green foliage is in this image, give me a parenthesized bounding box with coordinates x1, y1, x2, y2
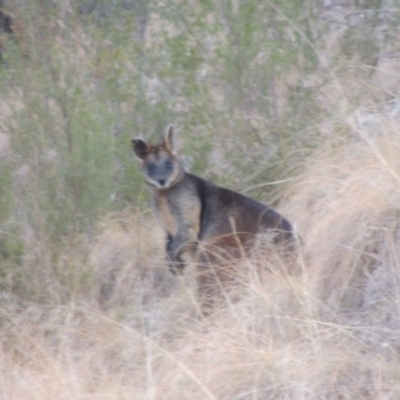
(0, 0, 399, 299)
(0, 160, 24, 293)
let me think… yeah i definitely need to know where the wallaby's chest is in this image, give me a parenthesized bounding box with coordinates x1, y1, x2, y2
(153, 186, 201, 238)
(154, 194, 178, 236)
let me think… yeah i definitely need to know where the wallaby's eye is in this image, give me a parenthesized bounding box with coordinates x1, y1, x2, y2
(165, 160, 173, 170)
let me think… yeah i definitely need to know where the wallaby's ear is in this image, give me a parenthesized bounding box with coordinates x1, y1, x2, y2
(163, 124, 175, 153)
(131, 138, 149, 160)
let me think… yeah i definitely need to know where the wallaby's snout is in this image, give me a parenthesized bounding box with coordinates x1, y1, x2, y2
(144, 152, 178, 189)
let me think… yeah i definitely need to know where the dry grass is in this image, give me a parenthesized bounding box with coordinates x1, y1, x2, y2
(1, 119, 400, 399)
(1, 3, 400, 397)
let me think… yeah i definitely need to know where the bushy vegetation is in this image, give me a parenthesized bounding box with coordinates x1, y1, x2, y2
(0, 0, 400, 398)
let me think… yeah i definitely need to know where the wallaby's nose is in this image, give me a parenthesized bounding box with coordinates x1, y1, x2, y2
(158, 179, 166, 186)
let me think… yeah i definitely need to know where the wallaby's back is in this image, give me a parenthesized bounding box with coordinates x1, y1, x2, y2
(190, 172, 292, 247)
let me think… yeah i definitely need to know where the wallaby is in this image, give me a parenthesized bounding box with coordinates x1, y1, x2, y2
(132, 125, 293, 283)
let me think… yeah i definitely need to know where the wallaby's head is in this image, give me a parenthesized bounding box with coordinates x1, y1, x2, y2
(132, 125, 184, 190)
